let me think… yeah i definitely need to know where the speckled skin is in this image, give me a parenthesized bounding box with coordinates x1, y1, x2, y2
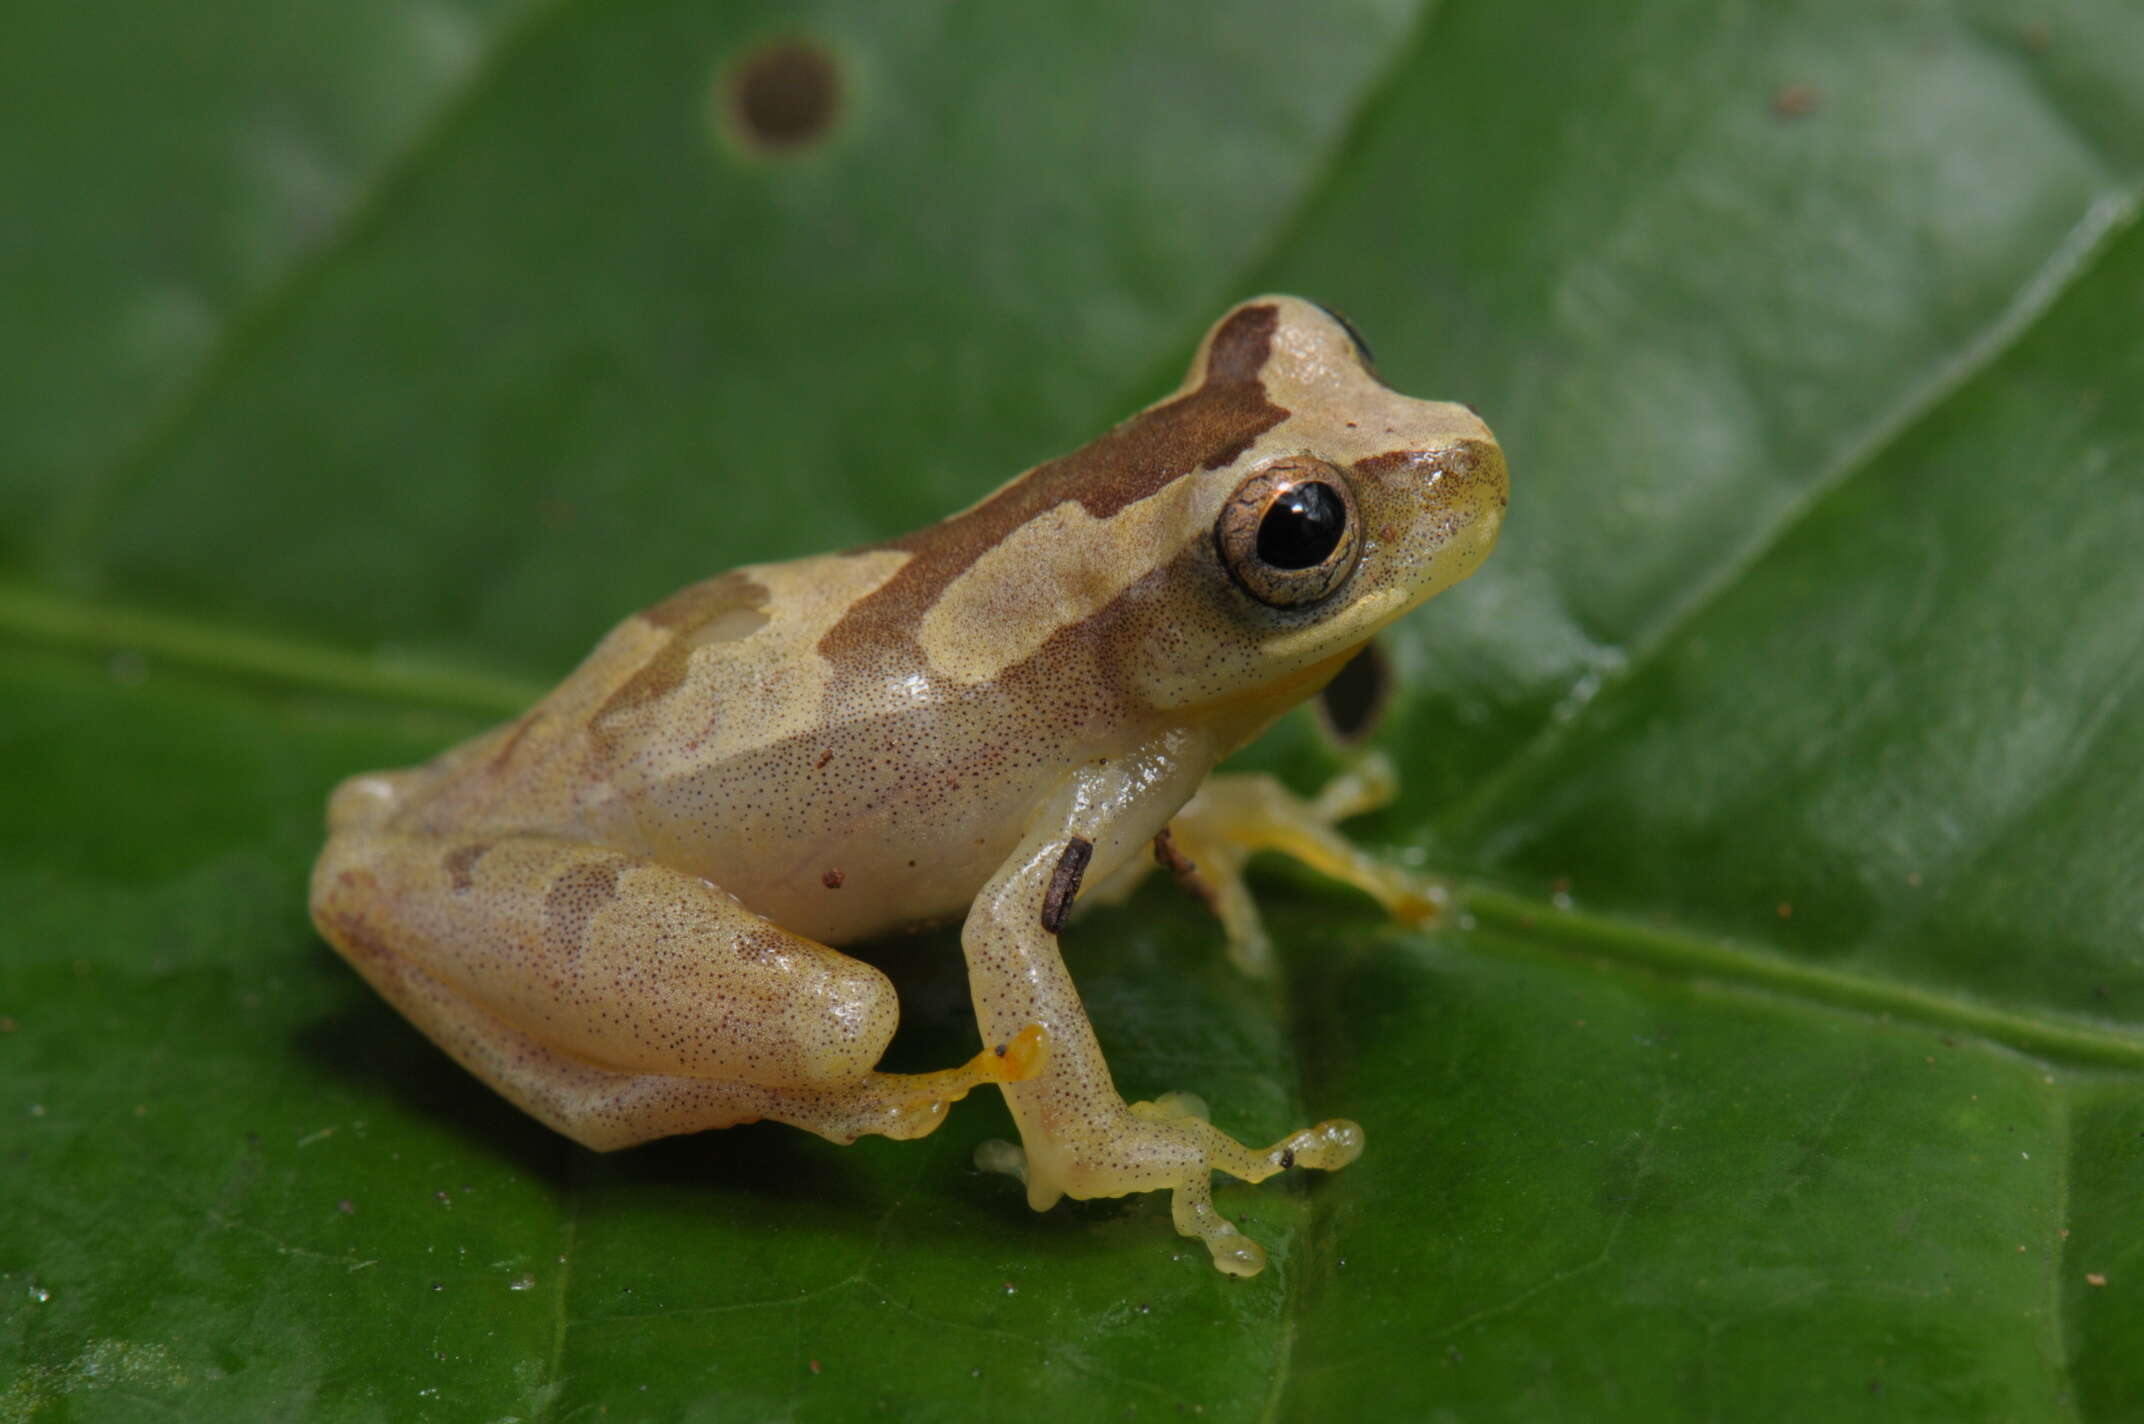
(310, 296, 1508, 1275)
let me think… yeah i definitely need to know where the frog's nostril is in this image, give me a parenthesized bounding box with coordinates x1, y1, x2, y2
(1353, 436, 1508, 511)
(1445, 437, 1510, 511)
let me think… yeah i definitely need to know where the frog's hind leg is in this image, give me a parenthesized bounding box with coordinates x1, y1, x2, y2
(1151, 751, 1447, 975)
(336, 945, 1037, 1149)
(311, 829, 1039, 1150)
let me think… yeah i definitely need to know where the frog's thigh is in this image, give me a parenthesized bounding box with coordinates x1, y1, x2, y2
(313, 830, 980, 1149)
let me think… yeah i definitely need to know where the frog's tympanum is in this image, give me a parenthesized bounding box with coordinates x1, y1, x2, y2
(312, 297, 1507, 1275)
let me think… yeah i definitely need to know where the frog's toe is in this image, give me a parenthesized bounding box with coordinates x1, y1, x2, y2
(1019, 1104, 1367, 1276)
(1170, 1176, 1267, 1278)
(1144, 1089, 1210, 1123)
(872, 1096, 953, 1141)
(1279, 1117, 1366, 1172)
(1152, 1118, 1362, 1277)
(973, 1136, 1028, 1184)
(876, 1024, 1052, 1138)
(1127, 1101, 1364, 1183)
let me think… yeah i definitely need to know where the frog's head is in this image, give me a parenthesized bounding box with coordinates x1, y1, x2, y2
(819, 296, 1505, 743)
(1110, 295, 1509, 738)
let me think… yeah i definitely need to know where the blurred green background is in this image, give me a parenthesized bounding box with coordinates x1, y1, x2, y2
(5, 1, 2143, 1419)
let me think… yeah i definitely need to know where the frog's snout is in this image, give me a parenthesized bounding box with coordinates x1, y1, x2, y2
(1436, 435, 1510, 562)
(1358, 433, 1508, 530)
(1347, 430, 1507, 601)
(1440, 435, 1509, 517)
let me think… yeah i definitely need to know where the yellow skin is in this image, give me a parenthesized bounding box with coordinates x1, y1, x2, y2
(311, 296, 1508, 1276)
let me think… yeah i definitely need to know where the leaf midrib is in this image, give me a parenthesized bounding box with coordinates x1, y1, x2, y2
(1455, 882, 2144, 1069)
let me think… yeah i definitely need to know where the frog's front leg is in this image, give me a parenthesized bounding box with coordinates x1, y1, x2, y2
(311, 825, 1040, 1151)
(964, 730, 1364, 1277)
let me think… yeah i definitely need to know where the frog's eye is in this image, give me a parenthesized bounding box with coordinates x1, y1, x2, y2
(1215, 457, 1362, 609)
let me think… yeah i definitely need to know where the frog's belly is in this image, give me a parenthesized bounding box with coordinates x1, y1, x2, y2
(582, 741, 1061, 947)
(689, 825, 1017, 946)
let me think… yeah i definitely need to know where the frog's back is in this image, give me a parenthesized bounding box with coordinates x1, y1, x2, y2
(368, 551, 918, 842)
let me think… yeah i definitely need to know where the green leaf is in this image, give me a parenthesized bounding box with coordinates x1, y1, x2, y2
(5, 2, 2141, 1419)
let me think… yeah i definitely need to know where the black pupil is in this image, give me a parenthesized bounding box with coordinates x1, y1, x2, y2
(1256, 482, 1345, 569)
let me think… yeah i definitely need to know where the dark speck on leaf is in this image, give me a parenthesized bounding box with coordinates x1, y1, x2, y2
(721, 39, 842, 156)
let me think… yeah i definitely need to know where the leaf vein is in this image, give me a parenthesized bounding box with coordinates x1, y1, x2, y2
(1438, 186, 2144, 843)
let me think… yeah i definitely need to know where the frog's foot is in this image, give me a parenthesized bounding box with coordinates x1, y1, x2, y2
(977, 1094, 1364, 1277)
(1159, 751, 1447, 975)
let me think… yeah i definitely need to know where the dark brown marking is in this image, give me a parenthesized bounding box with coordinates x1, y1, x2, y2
(641, 571, 771, 631)
(1204, 304, 1281, 382)
(1040, 836, 1094, 935)
(1153, 828, 1220, 914)
(594, 573, 769, 728)
(817, 305, 1287, 680)
(442, 841, 495, 893)
(1280, 1148, 1296, 1170)
(543, 859, 622, 951)
(592, 641, 694, 729)
(815, 749, 834, 769)
(821, 868, 846, 890)
(722, 39, 842, 155)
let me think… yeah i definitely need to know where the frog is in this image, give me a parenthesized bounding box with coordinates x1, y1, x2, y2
(310, 295, 1508, 1276)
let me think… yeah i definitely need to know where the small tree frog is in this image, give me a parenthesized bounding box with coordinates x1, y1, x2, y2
(311, 296, 1507, 1276)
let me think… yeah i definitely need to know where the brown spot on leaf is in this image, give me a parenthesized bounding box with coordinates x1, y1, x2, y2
(821, 868, 845, 890)
(1771, 82, 1817, 119)
(721, 39, 842, 156)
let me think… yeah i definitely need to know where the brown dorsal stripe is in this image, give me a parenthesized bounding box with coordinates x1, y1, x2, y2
(817, 305, 1287, 677)
(592, 571, 771, 738)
